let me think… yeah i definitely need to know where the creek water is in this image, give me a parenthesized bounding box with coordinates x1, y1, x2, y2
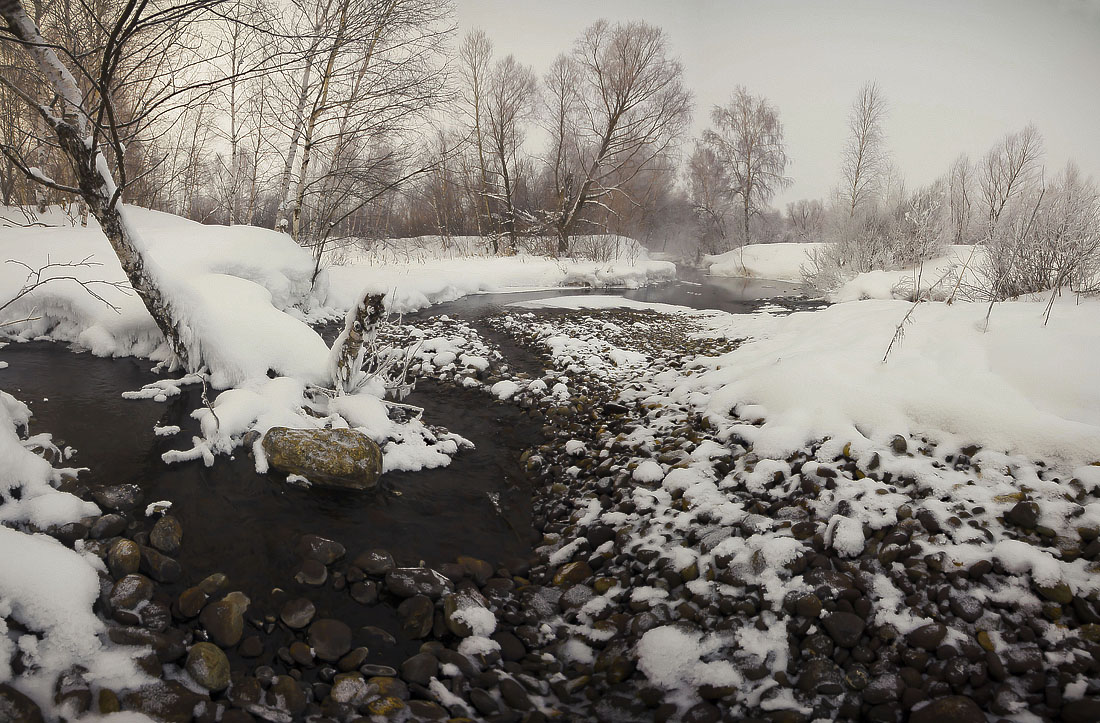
(0, 273, 812, 662)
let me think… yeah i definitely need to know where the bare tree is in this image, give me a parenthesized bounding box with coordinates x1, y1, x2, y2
(686, 142, 731, 257)
(541, 20, 692, 255)
(483, 54, 536, 251)
(702, 86, 791, 246)
(457, 28, 493, 236)
(947, 153, 974, 244)
(839, 81, 888, 219)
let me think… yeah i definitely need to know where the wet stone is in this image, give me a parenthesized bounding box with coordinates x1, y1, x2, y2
(149, 515, 183, 556)
(360, 664, 397, 677)
(822, 611, 865, 647)
(308, 619, 352, 662)
(199, 599, 245, 648)
(949, 594, 983, 623)
(138, 544, 182, 584)
(354, 548, 396, 576)
(90, 513, 126, 539)
(499, 677, 533, 711)
(1006, 501, 1040, 529)
(185, 642, 230, 691)
(797, 658, 843, 694)
(288, 641, 314, 667)
(337, 647, 369, 672)
(907, 623, 948, 650)
(239, 635, 264, 658)
(107, 539, 141, 579)
(385, 567, 452, 599)
(176, 586, 207, 619)
(91, 483, 143, 512)
(400, 652, 438, 686)
(279, 597, 316, 629)
(908, 695, 985, 723)
(0, 682, 44, 723)
(397, 595, 435, 639)
(122, 681, 206, 723)
(298, 533, 345, 564)
(294, 559, 328, 586)
(350, 581, 378, 605)
(110, 574, 154, 610)
(552, 561, 592, 586)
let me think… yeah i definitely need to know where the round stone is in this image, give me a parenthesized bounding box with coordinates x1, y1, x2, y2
(199, 600, 244, 647)
(308, 619, 352, 662)
(185, 642, 230, 691)
(149, 516, 183, 556)
(280, 598, 316, 629)
(107, 539, 141, 579)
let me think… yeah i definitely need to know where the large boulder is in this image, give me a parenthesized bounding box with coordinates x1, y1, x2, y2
(261, 427, 382, 490)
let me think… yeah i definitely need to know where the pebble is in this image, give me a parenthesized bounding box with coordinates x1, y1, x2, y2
(199, 599, 245, 647)
(308, 619, 352, 662)
(184, 642, 230, 691)
(385, 567, 452, 599)
(298, 533, 346, 564)
(149, 515, 183, 556)
(822, 611, 865, 647)
(279, 597, 316, 629)
(106, 539, 141, 580)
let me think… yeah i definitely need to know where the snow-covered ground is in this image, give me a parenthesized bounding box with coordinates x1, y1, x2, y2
(500, 294, 1100, 717)
(705, 242, 992, 305)
(705, 242, 826, 282)
(320, 234, 675, 314)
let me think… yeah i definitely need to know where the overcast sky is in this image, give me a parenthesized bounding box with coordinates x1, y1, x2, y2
(454, 0, 1100, 206)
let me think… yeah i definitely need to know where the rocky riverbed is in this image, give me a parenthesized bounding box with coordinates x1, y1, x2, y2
(4, 304, 1100, 723)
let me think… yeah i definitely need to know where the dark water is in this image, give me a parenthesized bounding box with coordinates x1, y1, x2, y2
(0, 346, 536, 592)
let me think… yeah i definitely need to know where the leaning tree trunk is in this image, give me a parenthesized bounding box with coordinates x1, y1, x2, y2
(1, 0, 193, 369)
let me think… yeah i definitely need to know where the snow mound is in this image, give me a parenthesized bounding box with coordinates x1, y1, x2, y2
(689, 297, 1100, 467)
(705, 243, 826, 282)
(0, 206, 325, 388)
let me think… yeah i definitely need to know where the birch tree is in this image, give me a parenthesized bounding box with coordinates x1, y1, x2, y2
(0, 0, 232, 368)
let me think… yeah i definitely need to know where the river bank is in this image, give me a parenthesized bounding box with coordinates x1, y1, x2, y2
(3, 291, 1100, 722)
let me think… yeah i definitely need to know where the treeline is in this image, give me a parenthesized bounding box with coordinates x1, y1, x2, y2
(1, 0, 1097, 296)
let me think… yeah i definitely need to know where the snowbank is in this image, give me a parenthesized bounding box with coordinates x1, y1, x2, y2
(0, 391, 146, 708)
(685, 297, 1100, 467)
(0, 206, 326, 388)
(320, 234, 675, 314)
(704, 243, 826, 282)
(829, 245, 982, 303)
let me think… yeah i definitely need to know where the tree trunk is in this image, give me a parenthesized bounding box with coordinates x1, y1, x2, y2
(1, 0, 193, 369)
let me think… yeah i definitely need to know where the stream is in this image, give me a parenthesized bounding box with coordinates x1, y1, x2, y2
(0, 274, 810, 658)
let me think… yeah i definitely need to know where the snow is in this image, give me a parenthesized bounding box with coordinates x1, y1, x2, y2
(690, 297, 1100, 467)
(0, 206, 324, 388)
(451, 606, 497, 637)
(632, 459, 665, 483)
(320, 234, 675, 314)
(0, 393, 146, 709)
(705, 243, 826, 282)
(829, 245, 982, 303)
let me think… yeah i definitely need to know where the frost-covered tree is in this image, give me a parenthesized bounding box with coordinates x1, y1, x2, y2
(702, 86, 791, 245)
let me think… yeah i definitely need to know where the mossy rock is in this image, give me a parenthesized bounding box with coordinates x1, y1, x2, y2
(262, 427, 382, 490)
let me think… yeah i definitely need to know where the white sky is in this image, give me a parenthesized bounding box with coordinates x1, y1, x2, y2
(454, 0, 1100, 206)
